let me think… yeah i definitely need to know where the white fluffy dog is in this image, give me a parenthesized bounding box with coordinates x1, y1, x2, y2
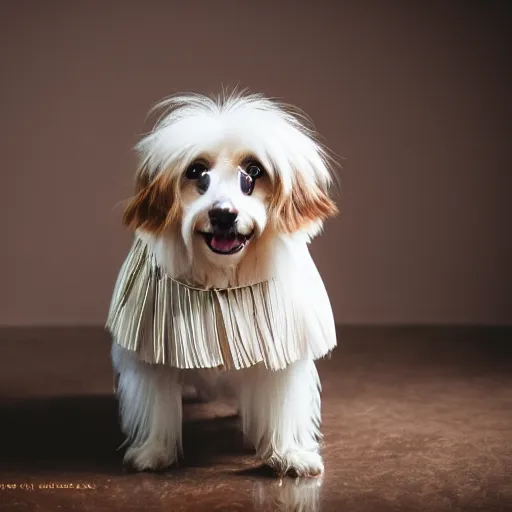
(110, 90, 338, 477)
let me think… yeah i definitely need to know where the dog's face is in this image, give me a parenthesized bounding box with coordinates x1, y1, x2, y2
(180, 147, 273, 265)
(123, 93, 337, 267)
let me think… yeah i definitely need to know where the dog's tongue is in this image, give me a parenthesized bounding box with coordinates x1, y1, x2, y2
(211, 235, 243, 253)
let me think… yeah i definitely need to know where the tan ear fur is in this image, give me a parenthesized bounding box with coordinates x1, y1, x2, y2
(123, 169, 181, 234)
(272, 174, 338, 234)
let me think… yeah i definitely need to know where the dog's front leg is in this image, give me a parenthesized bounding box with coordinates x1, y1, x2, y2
(239, 358, 324, 477)
(112, 344, 182, 471)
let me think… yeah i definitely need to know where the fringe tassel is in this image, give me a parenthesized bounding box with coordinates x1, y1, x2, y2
(106, 239, 335, 370)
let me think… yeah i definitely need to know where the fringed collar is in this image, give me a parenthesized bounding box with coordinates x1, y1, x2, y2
(106, 238, 335, 370)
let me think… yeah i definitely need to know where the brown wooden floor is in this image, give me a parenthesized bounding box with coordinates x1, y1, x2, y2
(0, 326, 511, 512)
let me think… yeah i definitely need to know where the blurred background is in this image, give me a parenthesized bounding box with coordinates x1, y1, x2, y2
(1, 0, 510, 327)
(1, 4, 511, 511)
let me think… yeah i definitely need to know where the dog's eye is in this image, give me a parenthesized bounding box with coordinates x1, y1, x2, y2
(186, 162, 210, 194)
(239, 170, 255, 195)
(185, 162, 208, 180)
(239, 161, 264, 195)
(245, 162, 264, 179)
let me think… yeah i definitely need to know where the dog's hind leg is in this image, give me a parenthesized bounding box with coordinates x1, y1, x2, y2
(182, 368, 220, 403)
(112, 344, 182, 471)
(238, 358, 324, 477)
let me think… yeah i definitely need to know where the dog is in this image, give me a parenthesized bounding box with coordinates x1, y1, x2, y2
(109, 90, 338, 477)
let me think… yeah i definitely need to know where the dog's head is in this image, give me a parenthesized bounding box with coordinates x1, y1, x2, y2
(123, 91, 337, 266)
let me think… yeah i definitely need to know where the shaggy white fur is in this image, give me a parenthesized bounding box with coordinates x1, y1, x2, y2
(110, 90, 337, 477)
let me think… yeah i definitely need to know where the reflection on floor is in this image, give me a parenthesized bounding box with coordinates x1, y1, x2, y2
(0, 326, 511, 511)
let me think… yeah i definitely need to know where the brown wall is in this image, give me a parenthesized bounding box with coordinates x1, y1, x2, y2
(1, 1, 510, 326)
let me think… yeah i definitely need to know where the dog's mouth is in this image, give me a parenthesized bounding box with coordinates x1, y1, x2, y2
(199, 230, 254, 255)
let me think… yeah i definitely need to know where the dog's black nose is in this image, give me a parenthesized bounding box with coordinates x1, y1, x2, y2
(209, 204, 238, 230)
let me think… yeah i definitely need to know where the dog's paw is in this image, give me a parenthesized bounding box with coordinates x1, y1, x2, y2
(123, 442, 177, 472)
(266, 449, 324, 478)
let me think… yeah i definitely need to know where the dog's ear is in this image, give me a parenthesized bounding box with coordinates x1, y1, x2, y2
(272, 173, 338, 234)
(123, 167, 180, 234)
